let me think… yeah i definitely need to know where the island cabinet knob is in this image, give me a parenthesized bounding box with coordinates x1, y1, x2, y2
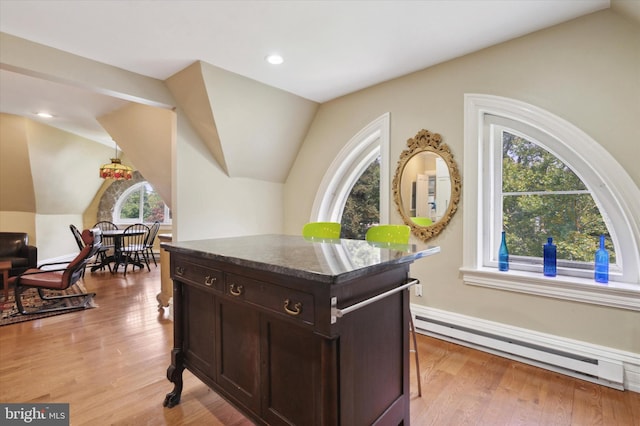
(175, 266, 185, 276)
(229, 283, 244, 296)
(283, 299, 303, 316)
(204, 275, 217, 286)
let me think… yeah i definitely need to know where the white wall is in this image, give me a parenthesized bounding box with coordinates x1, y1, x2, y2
(173, 111, 284, 242)
(36, 214, 83, 261)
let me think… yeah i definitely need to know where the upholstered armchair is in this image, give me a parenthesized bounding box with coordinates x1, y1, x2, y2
(0, 232, 38, 276)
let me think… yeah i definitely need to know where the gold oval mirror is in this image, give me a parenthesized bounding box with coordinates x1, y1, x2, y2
(392, 129, 461, 242)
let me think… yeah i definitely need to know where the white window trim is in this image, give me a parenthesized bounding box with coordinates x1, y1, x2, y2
(463, 94, 640, 311)
(311, 113, 390, 224)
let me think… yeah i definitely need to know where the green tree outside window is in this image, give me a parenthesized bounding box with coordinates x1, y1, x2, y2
(501, 131, 614, 263)
(117, 182, 169, 224)
(341, 158, 380, 239)
(120, 191, 141, 219)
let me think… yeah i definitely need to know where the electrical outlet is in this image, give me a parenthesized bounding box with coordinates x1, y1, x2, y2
(414, 283, 423, 297)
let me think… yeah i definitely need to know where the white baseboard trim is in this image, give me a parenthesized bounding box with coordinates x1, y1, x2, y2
(411, 304, 640, 393)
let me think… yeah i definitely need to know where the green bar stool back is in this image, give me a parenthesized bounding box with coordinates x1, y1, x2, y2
(365, 224, 411, 244)
(302, 222, 341, 239)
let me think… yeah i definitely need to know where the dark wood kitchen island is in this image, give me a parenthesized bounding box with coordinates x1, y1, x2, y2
(162, 234, 439, 426)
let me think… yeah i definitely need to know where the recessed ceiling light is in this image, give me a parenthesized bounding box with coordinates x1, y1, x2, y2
(36, 112, 54, 118)
(265, 54, 284, 65)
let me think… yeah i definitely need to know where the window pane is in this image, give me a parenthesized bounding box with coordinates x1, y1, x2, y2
(341, 157, 380, 239)
(501, 130, 615, 264)
(502, 132, 586, 192)
(120, 190, 141, 219)
(143, 186, 165, 223)
(503, 193, 615, 262)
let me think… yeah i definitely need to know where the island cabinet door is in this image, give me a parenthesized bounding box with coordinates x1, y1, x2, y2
(338, 267, 411, 425)
(216, 297, 262, 414)
(260, 316, 339, 426)
(182, 284, 216, 379)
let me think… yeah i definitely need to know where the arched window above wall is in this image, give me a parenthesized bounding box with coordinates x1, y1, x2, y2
(462, 94, 640, 311)
(311, 113, 390, 229)
(96, 172, 171, 226)
(114, 181, 171, 225)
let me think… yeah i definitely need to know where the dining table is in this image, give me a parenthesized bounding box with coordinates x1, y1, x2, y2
(92, 228, 146, 273)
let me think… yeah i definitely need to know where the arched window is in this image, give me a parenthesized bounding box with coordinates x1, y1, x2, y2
(485, 115, 616, 276)
(311, 113, 390, 230)
(114, 181, 171, 225)
(462, 94, 640, 310)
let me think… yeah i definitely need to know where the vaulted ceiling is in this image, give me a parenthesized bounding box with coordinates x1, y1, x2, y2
(1, 0, 638, 184)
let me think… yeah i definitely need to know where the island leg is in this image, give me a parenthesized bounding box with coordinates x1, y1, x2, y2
(164, 276, 185, 408)
(163, 348, 185, 408)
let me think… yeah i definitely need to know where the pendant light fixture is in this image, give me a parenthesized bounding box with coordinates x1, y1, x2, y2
(99, 141, 133, 180)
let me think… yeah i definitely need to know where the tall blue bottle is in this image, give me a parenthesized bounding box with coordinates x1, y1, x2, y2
(594, 235, 609, 283)
(543, 237, 556, 277)
(499, 231, 509, 271)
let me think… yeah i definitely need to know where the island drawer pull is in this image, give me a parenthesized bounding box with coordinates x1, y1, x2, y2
(284, 299, 302, 316)
(204, 276, 217, 286)
(229, 283, 244, 296)
(175, 266, 185, 276)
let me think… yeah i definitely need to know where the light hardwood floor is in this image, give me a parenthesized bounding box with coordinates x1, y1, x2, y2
(1, 264, 638, 425)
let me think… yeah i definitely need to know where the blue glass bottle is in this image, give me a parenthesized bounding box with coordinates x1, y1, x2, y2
(543, 237, 556, 277)
(594, 235, 609, 284)
(499, 231, 509, 271)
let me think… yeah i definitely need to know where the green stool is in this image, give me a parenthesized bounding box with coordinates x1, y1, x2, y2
(365, 224, 411, 245)
(302, 222, 341, 240)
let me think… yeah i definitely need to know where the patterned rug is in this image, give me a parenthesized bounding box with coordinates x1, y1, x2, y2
(0, 282, 97, 326)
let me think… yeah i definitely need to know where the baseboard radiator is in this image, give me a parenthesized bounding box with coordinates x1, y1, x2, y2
(414, 314, 625, 390)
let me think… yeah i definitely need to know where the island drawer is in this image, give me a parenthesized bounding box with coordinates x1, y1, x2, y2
(172, 258, 224, 293)
(225, 273, 315, 326)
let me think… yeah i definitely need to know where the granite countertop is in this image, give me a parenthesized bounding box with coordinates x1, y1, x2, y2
(163, 234, 440, 283)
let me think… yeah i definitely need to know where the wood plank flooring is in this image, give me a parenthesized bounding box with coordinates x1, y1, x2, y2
(1, 265, 638, 425)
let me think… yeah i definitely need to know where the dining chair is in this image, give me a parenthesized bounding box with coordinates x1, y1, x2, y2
(302, 222, 341, 240)
(365, 224, 422, 397)
(144, 221, 161, 267)
(93, 221, 118, 255)
(118, 223, 151, 276)
(10, 228, 101, 315)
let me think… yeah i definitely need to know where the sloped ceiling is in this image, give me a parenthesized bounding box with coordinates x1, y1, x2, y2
(0, 114, 113, 215)
(2, 1, 638, 187)
(97, 103, 174, 206)
(165, 62, 228, 176)
(167, 62, 318, 182)
(0, 115, 35, 212)
(1, 32, 317, 189)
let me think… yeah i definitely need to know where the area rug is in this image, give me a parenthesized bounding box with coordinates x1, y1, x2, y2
(0, 282, 97, 326)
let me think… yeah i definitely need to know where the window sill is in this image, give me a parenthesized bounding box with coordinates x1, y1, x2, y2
(460, 267, 640, 311)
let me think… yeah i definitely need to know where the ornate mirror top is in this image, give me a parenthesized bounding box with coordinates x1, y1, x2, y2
(392, 129, 461, 242)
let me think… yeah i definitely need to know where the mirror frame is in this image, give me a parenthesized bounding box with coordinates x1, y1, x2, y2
(392, 129, 461, 242)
